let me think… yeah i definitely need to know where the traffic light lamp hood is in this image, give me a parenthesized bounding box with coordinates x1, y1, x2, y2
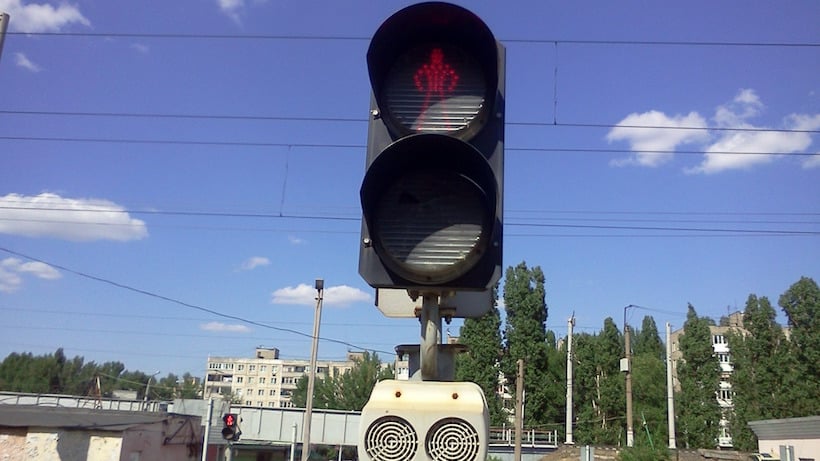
(367, 2, 500, 140)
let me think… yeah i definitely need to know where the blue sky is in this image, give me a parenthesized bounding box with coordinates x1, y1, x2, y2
(0, 0, 818, 377)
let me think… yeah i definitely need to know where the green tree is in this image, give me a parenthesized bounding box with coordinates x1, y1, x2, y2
(633, 316, 664, 359)
(501, 262, 559, 428)
(729, 294, 791, 451)
(455, 285, 506, 425)
(292, 352, 393, 411)
(675, 304, 721, 449)
(573, 318, 624, 445)
(778, 276, 820, 416)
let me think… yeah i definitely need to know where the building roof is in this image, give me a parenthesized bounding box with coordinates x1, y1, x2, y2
(0, 405, 178, 432)
(748, 415, 820, 439)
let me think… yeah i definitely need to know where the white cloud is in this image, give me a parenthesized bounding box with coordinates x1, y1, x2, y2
(0, 257, 61, 293)
(130, 43, 150, 54)
(271, 283, 371, 307)
(0, 0, 90, 33)
(607, 110, 709, 167)
(686, 102, 820, 175)
(14, 52, 41, 72)
(609, 89, 820, 174)
(216, 0, 244, 23)
(239, 256, 270, 271)
(288, 235, 306, 245)
(802, 153, 820, 170)
(200, 321, 251, 333)
(0, 192, 148, 241)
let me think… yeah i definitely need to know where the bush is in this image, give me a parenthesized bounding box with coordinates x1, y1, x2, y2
(617, 444, 670, 461)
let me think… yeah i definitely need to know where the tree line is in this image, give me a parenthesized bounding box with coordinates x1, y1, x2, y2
(0, 348, 201, 400)
(457, 264, 819, 453)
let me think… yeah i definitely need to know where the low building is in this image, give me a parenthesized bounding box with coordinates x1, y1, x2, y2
(204, 347, 363, 408)
(0, 405, 202, 461)
(748, 415, 820, 460)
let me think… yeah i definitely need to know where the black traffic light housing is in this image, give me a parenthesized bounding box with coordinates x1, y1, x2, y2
(359, 2, 505, 292)
(221, 413, 241, 441)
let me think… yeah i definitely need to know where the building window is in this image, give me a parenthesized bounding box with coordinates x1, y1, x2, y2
(271, 377, 277, 384)
(713, 335, 727, 345)
(237, 365, 244, 371)
(258, 389, 265, 396)
(269, 389, 277, 396)
(717, 353, 731, 363)
(260, 365, 267, 372)
(226, 363, 234, 370)
(272, 366, 279, 375)
(236, 377, 243, 384)
(268, 402, 276, 407)
(259, 377, 266, 384)
(248, 377, 255, 385)
(245, 400, 252, 405)
(249, 365, 256, 372)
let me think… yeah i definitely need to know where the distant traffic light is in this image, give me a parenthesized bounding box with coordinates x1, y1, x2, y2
(359, 1, 505, 292)
(221, 413, 241, 441)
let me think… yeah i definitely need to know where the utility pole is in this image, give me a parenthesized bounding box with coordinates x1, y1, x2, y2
(201, 398, 213, 461)
(666, 322, 677, 449)
(565, 314, 575, 445)
(623, 305, 634, 447)
(514, 359, 524, 461)
(301, 279, 324, 461)
(0, 13, 9, 65)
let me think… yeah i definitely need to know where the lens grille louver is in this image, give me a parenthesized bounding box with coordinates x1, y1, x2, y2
(374, 170, 489, 284)
(363, 416, 418, 461)
(383, 44, 487, 136)
(425, 418, 481, 461)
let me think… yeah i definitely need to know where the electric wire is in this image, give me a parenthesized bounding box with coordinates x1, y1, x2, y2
(8, 31, 820, 47)
(0, 246, 396, 357)
(1, 134, 817, 157)
(2, 109, 817, 134)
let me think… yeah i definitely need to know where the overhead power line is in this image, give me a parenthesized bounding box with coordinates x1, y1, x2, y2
(1, 134, 817, 157)
(8, 31, 820, 47)
(0, 246, 395, 357)
(1, 109, 817, 134)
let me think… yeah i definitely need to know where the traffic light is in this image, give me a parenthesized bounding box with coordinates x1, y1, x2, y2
(221, 413, 241, 441)
(359, 1, 505, 292)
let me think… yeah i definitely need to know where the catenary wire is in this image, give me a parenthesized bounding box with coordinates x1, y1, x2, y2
(7, 31, 820, 47)
(0, 246, 396, 357)
(1, 135, 817, 157)
(2, 109, 817, 134)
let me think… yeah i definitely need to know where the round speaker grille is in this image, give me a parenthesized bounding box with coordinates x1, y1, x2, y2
(425, 417, 480, 461)
(364, 416, 418, 461)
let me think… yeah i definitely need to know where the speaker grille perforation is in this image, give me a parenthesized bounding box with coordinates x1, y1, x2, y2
(363, 416, 418, 461)
(425, 417, 480, 461)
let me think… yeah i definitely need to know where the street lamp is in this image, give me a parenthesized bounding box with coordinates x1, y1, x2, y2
(301, 279, 324, 461)
(144, 370, 160, 410)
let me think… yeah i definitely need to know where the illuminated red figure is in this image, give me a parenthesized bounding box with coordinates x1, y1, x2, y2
(413, 48, 459, 129)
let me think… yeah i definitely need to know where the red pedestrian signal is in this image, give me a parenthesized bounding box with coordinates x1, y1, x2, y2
(222, 413, 240, 441)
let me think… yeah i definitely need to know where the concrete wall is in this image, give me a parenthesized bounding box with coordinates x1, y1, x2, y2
(0, 429, 122, 461)
(758, 439, 820, 461)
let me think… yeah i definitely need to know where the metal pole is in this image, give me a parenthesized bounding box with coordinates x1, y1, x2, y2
(201, 398, 213, 461)
(666, 322, 677, 449)
(514, 359, 524, 461)
(0, 13, 9, 65)
(419, 293, 441, 381)
(624, 305, 634, 447)
(301, 279, 324, 461)
(290, 423, 297, 461)
(565, 315, 575, 445)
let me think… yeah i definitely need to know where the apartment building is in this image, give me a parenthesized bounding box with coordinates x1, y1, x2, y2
(670, 311, 745, 448)
(204, 347, 362, 408)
